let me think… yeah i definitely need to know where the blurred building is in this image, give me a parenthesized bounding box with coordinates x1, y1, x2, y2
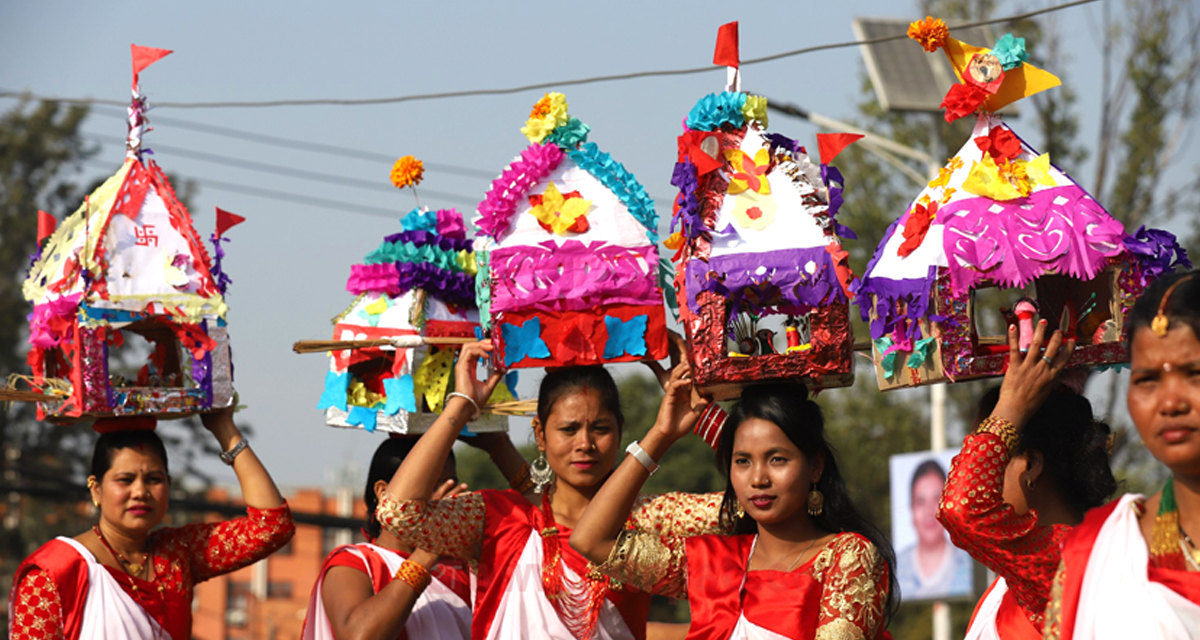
(192, 486, 365, 640)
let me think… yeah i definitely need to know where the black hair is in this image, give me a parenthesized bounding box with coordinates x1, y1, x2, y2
(90, 430, 169, 480)
(535, 366, 625, 431)
(910, 459, 946, 496)
(976, 385, 1117, 518)
(715, 382, 899, 623)
(362, 437, 457, 540)
(1128, 269, 1200, 349)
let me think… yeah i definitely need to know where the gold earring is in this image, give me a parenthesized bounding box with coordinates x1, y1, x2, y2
(1026, 478, 1036, 491)
(734, 502, 745, 519)
(807, 488, 824, 517)
(87, 477, 99, 507)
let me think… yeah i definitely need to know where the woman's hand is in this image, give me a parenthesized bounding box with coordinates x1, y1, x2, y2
(643, 330, 688, 391)
(649, 363, 707, 445)
(993, 319, 1076, 428)
(453, 341, 504, 410)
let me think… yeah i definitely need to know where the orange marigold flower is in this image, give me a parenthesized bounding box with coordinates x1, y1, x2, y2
(529, 94, 552, 119)
(908, 16, 949, 53)
(391, 156, 424, 189)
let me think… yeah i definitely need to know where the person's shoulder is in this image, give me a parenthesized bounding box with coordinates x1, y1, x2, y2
(827, 532, 880, 556)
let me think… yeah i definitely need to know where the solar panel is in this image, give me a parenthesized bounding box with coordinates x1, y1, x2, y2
(852, 17, 1017, 116)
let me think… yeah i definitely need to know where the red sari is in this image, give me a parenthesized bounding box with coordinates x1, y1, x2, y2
(1044, 496, 1200, 639)
(377, 488, 725, 640)
(597, 529, 890, 640)
(8, 504, 294, 640)
(938, 432, 1070, 637)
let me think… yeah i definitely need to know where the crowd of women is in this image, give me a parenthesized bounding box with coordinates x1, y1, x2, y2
(8, 270, 1200, 638)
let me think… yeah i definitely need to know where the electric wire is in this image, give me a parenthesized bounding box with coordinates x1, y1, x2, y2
(84, 104, 498, 179)
(84, 131, 481, 206)
(83, 158, 406, 220)
(0, 0, 1098, 110)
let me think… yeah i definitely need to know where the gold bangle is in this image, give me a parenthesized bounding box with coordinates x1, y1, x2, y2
(508, 463, 535, 493)
(977, 415, 1019, 452)
(394, 559, 431, 592)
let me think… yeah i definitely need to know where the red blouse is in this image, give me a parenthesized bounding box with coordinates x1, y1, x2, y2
(10, 504, 294, 640)
(938, 433, 1070, 633)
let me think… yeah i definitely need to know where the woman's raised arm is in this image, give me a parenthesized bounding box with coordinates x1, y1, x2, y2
(385, 341, 502, 502)
(570, 364, 704, 564)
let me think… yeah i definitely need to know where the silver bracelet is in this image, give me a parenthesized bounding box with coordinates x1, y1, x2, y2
(219, 438, 249, 466)
(445, 392, 480, 421)
(625, 441, 659, 476)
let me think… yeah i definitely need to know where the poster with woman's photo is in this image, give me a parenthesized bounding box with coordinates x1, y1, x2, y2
(889, 449, 974, 601)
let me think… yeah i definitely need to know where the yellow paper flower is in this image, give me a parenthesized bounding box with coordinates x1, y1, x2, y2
(964, 154, 1031, 201)
(939, 187, 957, 204)
(1024, 153, 1058, 188)
(663, 232, 685, 251)
(742, 95, 769, 127)
(731, 191, 777, 231)
(928, 165, 955, 189)
(529, 183, 591, 235)
(390, 156, 424, 189)
(908, 16, 949, 52)
(723, 148, 772, 195)
(521, 92, 570, 143)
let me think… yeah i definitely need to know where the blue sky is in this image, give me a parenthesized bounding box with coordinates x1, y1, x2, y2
(1, 0, 1192, 489)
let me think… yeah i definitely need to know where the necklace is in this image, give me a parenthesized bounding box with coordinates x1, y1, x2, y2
(1151, 478, 1200, 572)
(536, 495, 612, 640)
(750, 534, 820, 573)
(93, 525, 151, 579)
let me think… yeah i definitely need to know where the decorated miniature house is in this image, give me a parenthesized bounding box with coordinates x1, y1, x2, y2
(856, 19, 1189, 390)
(474, 93, 668, 369)
(317, 205, 513, 433)
(670, 23, 859, 398)
(22, 46, 238, 421)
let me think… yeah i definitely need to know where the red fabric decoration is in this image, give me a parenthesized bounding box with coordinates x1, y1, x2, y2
(898, 201, 939, 257)
(816, 133, 864, 166)
(93, 416, 158, 434)
(974, 127, 1023, 163)
(130, 44, 173, 88)
(713, 22, 739, 68)
(941, 83, 989, 122)
(37, 210, 57, 244)
(214, 207, 246, 238)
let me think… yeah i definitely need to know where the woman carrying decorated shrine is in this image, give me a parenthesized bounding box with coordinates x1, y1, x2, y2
(937, 320, 1116, 639)
(9, 409, 294, 640)
(374, 341, 726, 640)
(1045, 270, 1200, 638)
(571, 369, 897, 640)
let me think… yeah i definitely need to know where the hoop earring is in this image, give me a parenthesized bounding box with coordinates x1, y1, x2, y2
(530, 451, 554, 494)
(807, 488, 824, 517)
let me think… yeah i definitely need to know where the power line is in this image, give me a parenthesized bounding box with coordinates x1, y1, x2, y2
(85, 104, 498, 179)
(84, 158, 406, 219)
(0, 0, 1098, 110)
(84, 131, 482, 206)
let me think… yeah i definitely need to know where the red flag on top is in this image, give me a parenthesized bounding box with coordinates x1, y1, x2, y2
(37, 210, 57, 244)
(713, 22, 740, 68)
(214, 207, 246, 238)
(817, 133, 865, 166)
(131, 44, 173, 89)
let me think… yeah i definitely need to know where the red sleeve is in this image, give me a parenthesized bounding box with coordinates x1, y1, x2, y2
(161, 503, 295, 584)
(938, 433, 1069, 632)
(10, 569, 65, 640)
(325, 548, 369, 574)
